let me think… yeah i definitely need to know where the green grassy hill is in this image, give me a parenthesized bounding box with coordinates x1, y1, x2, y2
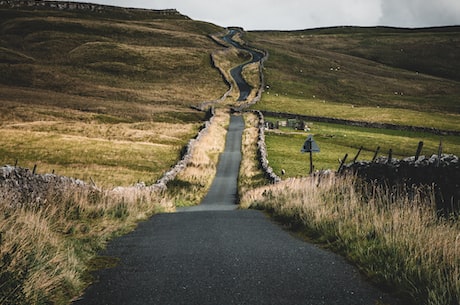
(0, 2, 227, 186)
(246, 27, 460, 176)
(247, 27, 460, 121)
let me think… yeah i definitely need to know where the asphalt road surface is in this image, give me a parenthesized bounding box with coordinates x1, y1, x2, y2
(73, 115, 399, 305)
(178, 115, 243, 212)
(223, 29, 265, 101)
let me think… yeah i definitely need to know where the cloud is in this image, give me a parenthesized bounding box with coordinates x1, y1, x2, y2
(379, 0, 460, 27)
(69, 0, 460, 30)
(168, 0, 383, 30)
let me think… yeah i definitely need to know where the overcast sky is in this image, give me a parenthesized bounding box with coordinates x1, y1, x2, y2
(73, 0, 460, 30)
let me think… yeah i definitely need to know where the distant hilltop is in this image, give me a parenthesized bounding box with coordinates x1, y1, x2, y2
(0, 0, 186, 18)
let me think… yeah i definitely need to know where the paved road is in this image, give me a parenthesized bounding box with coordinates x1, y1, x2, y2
(178, 115, 243, 212)
(223, 29, 265, 101)
(73, 114, 399, 305)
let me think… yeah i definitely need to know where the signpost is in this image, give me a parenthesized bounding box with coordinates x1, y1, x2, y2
(301, 135, 320, 174)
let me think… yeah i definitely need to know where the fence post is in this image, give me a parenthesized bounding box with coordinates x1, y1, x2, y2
(14, 159, 18, 167)
(32, 164, 37, 174)
(437, 139, 443, 167)
(387, 149, 393, 164)
(337, 153, 348, 174)
(352, 146, 363, 163)
(372, 146, 380, 162)
(415, 141, 423, 160)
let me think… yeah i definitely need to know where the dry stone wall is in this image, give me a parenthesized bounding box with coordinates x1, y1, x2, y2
(342, 154, 460, 212)
(152, 108, 216, 190)
(0, 165, 90, 208)
(261, 111, 460, 136)
(2, 108, 216, 202)
(254, 110, 281, 184)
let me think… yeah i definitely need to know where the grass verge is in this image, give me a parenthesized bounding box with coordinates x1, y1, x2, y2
(166, 109, 230, 207)
(240, 174, 460, 305)
(238, 112, 267, 196)
(0, 181, 172, 305)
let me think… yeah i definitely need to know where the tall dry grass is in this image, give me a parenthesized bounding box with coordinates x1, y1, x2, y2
(240, 174, 460, 305)
(241, 62, 262, 102)
(0, 105, 228, 304)
(166, 109, 230, 207)
(238, 112, 267, 195)
(0, 181, 172, 305)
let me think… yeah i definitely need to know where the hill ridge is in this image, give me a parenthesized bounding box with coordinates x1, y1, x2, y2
(0, 0, 186, 18)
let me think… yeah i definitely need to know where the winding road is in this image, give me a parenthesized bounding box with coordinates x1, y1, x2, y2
(223, 29, 265, 101)
(72, 31, 399, 305)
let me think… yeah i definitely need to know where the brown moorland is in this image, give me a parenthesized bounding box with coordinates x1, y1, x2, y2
(0, 2, 229, 187)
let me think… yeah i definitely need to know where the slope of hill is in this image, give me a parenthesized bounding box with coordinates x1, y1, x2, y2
(0, 1, 228, 186)
(247, 27, 460, 128)
(244, 27, 460, 175)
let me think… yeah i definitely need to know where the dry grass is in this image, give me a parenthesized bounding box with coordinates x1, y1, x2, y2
(0, 6, 237, 304)
(0, 100, 230, 305)
(0, 121, 199, 187)
(0, 6, 229, 187)
(166, 109, 230, 207)
(241, 175, 460, 305)
(0, 181, 173, 305)
(241, 62, 262, 103)
(238, 112, 267, 194)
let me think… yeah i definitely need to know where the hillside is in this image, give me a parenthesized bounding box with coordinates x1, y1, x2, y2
(0, 1, 228, 187)
(247, 27, 460, 129)
(243, 27, 460, 175)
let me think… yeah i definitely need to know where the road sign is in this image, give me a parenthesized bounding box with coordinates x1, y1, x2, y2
(301, 135, 320, 175)
(301, 135, 320, 153)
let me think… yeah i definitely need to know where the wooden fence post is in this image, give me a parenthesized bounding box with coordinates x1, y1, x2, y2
(387, 149, 393, 164)
(352, 146, 363, 163)
(437, 139, 443, 167)
(32, 164, 37, 174)
(415, 141, 423, 160)
(337, 153, 348, 174)
(372, 146, 380, 162)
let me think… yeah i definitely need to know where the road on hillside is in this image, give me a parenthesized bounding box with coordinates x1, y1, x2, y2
(223, 29, 265, 101)
(178, 115, 243, 212)
(73, 113, 399, 305)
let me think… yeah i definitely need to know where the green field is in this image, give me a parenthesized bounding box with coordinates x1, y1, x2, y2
(264, 120, 460, 177)
(246, 27, 460, 175)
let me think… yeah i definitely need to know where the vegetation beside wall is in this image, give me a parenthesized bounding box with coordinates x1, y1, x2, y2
(240, 174, 460, 305)
(0, 169, 172, 305)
